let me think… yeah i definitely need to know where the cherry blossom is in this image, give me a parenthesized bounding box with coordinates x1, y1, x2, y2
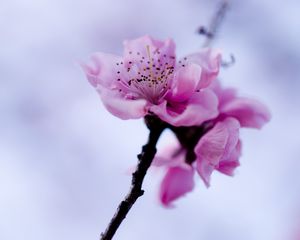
(81, 35, 221, 126)
(154, 82, 270, 206)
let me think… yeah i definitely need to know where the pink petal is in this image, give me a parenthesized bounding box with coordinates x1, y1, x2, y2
(159, 165, 195, 207)
(218, 140, 242, 176)
(210, 80, 237, 109)
(170, 63, 202, 102)
(222, 97, 271, 129)
(210, 80, 271, 129)
(195, 117, 240, 186)
(123, 35, 176, 65)
(150, 89, 218, 126)
(195, 158, 215, 187)
(196, 122, 229, 169)
(183, 48, 221, 89)
(81, 52, 123, 88)
(97, 86, 147, 119)
(220, 118, 240, 160)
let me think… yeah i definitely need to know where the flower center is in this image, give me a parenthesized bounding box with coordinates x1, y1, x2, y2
(116, 46, 175, 104)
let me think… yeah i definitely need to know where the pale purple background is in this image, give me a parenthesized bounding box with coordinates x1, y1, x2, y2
(1, 0, 300, 239)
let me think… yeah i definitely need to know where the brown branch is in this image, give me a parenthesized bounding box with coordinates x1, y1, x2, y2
(100, 116, 166, 240)
(198, 0, 229, 47)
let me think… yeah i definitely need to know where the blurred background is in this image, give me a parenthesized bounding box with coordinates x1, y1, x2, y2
(1, 0, 300, 239)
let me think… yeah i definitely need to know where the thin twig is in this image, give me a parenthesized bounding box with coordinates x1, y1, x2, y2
(199, 0, 229, 47)
(100, 116, 166, 240)
(221, 54, 235, 68)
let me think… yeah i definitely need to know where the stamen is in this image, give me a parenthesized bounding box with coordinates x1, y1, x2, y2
(116, 47, 175, 104)
(146, 45, 154, 79)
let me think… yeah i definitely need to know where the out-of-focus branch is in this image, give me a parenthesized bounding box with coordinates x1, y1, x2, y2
(100, 116, 166, 240)
(198, 0, 229, 47)
(221, 54, 235, 67)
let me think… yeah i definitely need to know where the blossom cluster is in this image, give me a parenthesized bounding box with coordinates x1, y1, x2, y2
(82, 35, 270, 207)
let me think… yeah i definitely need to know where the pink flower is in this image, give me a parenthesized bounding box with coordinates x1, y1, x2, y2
(154, 83, 271, 206)
(194, 82, 271, 187)
(154, 118, 241, 206)
(81, 35, 221, 126)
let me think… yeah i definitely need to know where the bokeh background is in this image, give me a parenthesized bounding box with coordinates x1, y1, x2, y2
(1, 0, 300, 239)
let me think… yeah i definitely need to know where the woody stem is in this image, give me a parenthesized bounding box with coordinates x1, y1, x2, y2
(100, 116, 166, 240)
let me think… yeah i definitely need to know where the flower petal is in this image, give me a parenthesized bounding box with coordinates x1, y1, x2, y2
(124, 35, 175, 58)
(222, 97, 271, 129)
(97, 86, 147, 119)
(195, 117, 240, 186)
(159, 166, 195, 207)
(170, 63, 202, 102)
(81, 52, 123, 88)
(195, 122, 229, 176)
(183, 48, 221, 89)
(220, 118, 240, 160)
(210, 79, 237, 109)
(150, 89, 218, 126)
(123, 35, 176, 64)
(218, 140, 242, 176)
(196, 158, 215, 187)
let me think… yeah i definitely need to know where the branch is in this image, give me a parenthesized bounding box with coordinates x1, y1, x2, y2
(100, 116, 166, 240)
(198, 0, 229, 47)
